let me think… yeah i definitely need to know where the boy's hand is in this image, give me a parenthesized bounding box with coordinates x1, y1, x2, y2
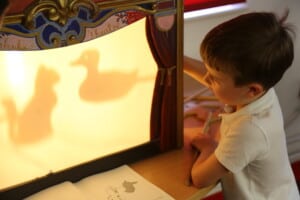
(184, 105, 209, 122)
(183, 125, 219, 186)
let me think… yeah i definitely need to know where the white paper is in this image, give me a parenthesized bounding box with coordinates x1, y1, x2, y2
(75, 165, 175, 200)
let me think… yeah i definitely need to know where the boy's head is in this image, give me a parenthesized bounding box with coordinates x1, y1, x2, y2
(200, 11, 295, 91)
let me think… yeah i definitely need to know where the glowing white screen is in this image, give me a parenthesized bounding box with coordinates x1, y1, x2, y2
(0, 18, 157, 189)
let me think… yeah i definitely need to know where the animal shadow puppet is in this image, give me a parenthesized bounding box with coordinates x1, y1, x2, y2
(71, 49, 154, 102)
(2, 66, 60, 144)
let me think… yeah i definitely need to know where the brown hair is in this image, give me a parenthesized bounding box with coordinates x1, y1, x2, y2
(200, 11, 295, 90)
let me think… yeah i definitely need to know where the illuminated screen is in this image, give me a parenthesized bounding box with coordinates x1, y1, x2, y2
(0, 18, 157, 189)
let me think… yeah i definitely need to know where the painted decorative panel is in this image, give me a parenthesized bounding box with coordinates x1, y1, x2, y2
(0, 0, 176, 50)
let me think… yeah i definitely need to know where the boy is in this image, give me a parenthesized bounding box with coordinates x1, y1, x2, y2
(184, 11, 300, 199)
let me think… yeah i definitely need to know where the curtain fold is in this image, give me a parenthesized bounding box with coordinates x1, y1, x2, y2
(146, 15, 177, 151)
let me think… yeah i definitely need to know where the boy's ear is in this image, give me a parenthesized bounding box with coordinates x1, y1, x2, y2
(248, 83, 265, 97)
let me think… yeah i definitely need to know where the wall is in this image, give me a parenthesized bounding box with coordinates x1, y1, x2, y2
(184, 0, 300, 161)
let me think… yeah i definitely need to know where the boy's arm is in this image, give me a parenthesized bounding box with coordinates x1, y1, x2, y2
(190, 135, 228, 188)
(184, 56, 209, 87)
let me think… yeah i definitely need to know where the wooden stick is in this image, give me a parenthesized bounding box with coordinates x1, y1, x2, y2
(202, 111, 213, 134)
(184, 88, 209, 103)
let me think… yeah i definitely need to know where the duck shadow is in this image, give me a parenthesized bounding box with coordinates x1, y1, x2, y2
(2, 66, 60, 144)
(71, 49, 154, 102)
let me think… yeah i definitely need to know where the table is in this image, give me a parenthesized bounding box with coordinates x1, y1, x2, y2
(130, 149, 215, 200)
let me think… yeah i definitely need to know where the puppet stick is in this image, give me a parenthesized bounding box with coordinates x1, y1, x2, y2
(202, 111, 213, 134)
(184, 87, 209, 103)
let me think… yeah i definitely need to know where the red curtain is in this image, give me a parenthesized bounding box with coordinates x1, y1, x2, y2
(146, 15, 178, 151)
(184, 0, 246, 12)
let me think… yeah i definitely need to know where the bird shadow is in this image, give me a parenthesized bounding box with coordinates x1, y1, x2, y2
(70, 49, 154, 102)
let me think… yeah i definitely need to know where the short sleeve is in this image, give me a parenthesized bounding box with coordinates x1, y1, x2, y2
(215, 118, 269, 173)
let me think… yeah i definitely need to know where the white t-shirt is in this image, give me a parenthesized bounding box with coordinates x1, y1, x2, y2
(215, 88, 300, 200)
